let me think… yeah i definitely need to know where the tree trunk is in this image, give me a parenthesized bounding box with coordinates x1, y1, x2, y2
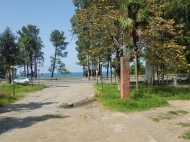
(83, 65, 85, 77)
(135, 53, 138, 91)
(87, 54, 90, 80)
(51, 46, 57, 78)
(6, 69, 12, 84)
(29, 52, 33, 85)
(110, 65, 112, 83)
(114, 49, 121, 91)
(24, 62, 26, 77)
(27, 62, 29, 77)
(186, 73, 190, 81)
(34, 53, 37, 78)
(106, 63, 109, 77)
(144, 63, 155, 84)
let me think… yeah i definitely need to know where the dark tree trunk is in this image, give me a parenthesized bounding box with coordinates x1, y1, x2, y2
(106, 63, 109, 77)
(27, 62, 29, 77)
(51, 46, 57, 78)
(23, 62, 26, 77)
(34, 53, 37, 78)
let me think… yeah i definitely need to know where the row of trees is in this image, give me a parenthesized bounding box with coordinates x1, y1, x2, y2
(71, 0, 190, 84)
(0, 25, 69, 83)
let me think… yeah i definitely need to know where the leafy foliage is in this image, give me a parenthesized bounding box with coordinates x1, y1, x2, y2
(72, 0, 190, 79)
(142, 1, 187, 72)
(130, 62, 145, 75)
(17, 25, 44, 78)
(0, 27, 22, 83)
(58, 68, 71, 76)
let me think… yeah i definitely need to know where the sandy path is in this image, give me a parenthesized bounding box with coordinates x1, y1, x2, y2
(0, 84, 190, 142)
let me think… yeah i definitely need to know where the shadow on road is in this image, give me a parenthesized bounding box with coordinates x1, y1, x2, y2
(0, 114, 69, 135)
(0, 102, 57, 114)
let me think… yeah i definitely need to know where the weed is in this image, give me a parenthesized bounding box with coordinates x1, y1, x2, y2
(182, 131, 190, 139)
(151, 117, 160, 122)
(178, 123, 190, 127)
(151, 116, 172, 122)
(177, 110, 188, 115)
(168, 110, 188, 115)
(168, 111, 178, 115)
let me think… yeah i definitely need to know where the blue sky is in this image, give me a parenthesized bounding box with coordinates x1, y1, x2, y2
(0, 0, 81, 73)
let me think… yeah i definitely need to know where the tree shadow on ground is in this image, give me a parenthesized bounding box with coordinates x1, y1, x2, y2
(0, 102, 57, 114)
(0, 114, 69, 135)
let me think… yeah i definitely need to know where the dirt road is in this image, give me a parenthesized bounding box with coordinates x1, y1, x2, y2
(0, 84, 190, 142)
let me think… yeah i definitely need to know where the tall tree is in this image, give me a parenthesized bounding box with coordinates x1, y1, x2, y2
(0, 27, 22, 83)
(160, 0, 190, 78)
(17, 25, 44, 78)
(142, 1, 187, 84)
(19, 36, 37, 79)
(49, 30, 68, 78)
(75, 0, 124, 75)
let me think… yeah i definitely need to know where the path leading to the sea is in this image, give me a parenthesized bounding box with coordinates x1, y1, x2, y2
(0, 83, 190, 142)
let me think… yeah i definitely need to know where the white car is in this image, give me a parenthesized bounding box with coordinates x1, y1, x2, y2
(14, 77, 30, 84)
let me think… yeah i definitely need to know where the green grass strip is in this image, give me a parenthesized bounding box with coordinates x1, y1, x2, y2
(0, 84, 47, 107)
(94, 82, 190, 113)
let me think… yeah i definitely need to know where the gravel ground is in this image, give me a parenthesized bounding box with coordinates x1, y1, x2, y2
(0, 83, 190, 142)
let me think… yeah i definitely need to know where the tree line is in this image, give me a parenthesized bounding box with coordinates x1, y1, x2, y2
(0, 25, 69, 83)
(71, 0, 190, 84)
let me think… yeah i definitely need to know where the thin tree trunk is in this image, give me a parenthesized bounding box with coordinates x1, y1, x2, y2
(30, 52, 33, 85)
(51, 46, 57, 78)
(135, 54, 138, 91)
(115, 50, 121, 91)
(87, 54, 90, 80)
(106, 63, 109, 79)
(161, 68, 165, 83)
(83, 65, 85, 77)
(27, 62, 29, 78)
(106, 64, 109, 77)
(34, 53, 37, 78)
(187, 73, 190, 81)
(110, 64, 112, 83)
(23, 62, 26, 77)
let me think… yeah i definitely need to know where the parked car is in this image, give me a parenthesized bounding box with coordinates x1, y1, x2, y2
(13, 77, 30, 84)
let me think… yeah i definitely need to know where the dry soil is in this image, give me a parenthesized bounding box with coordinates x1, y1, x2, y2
(0, 84, 190, 142)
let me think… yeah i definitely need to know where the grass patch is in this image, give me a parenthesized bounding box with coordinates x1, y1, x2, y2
(94, 82, 190, 113)
(0, 84, 47, 107)
(178, 122, 190, 127)
(168, 110, 188, 115)
(182, 131, 190, 139)
(179, 122, 190, 140)
(151, 116, 172, 122)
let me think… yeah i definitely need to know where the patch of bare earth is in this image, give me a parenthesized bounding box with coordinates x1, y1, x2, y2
(0, 84, 190, 142)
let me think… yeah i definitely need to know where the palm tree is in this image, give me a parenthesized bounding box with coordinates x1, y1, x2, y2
(19, 36, 37, 79)
(119, 0, 148, 90)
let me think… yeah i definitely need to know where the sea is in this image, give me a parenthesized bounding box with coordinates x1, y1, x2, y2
(17, 71, 110, 78)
